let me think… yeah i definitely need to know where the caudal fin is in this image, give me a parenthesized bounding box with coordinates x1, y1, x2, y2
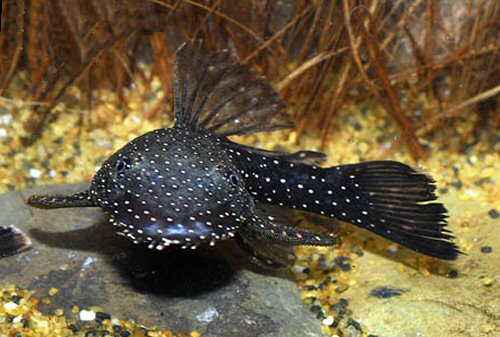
(229, 143, 461, 260)
(0, 226, 31, 257)
(333, 161, 461, 260)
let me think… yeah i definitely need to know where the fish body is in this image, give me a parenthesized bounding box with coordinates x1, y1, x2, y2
(23, 41, 460, 261)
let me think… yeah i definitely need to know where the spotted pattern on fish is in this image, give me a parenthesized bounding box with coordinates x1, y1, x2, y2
(26, 41, 461, 262)
(90, 128, 249, 250)
(226, 141, 455, 258)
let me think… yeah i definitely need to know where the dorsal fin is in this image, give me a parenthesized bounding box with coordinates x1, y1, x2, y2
(173, 41, 294, 136)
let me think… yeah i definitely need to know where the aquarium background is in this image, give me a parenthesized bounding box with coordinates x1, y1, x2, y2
(0, 1, 498, 336)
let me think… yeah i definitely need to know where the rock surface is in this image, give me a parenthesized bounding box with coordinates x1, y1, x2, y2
(342, 192, 500, 337)
(0, 183, 326, 337)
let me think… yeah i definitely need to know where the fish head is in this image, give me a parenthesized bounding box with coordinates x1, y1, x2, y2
(90, 128, 255, 249)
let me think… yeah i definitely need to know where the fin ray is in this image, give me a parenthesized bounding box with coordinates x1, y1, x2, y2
(246, 216, 337, 246)
(173, 41, 293, 136)
(0, 226, 31, 258)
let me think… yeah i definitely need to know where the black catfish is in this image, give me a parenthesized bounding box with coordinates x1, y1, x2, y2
(1, 41, 460, 262)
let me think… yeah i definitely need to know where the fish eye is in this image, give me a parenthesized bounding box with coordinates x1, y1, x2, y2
(228, 170, 239, 186)
(115, 158, 129, 174)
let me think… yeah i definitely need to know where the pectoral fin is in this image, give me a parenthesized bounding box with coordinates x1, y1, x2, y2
(0, 226, 31, 258)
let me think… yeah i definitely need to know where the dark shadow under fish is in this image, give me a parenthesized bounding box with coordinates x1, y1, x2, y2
(7, 41, 460, 263)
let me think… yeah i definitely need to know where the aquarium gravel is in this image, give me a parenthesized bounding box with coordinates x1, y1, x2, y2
(0, 284, 200, 337)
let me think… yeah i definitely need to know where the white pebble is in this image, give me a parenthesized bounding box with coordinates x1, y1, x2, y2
(29, 168, 42, 178)
(1, 115, 13, 125)
(36, 320, 49, 328)
(196, 307, 219, 323)
(79, 309, 96, 321)
(322, 315, 334, 326)
(3, 301, 17, 310)
(388, 244, 399, 253)
(81, 256, 96, 271)
(465, 188, 479, 198)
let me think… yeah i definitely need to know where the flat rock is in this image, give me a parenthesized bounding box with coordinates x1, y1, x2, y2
(0, 183, 326, 337)
(343, 192, 500, 337)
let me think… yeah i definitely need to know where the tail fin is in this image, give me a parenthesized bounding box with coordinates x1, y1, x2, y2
(230, 144, 461, 260)
(330, 161, 460, 260)
(0, 226, 31, 257)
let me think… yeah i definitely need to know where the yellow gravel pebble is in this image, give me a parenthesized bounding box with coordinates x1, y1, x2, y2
(0, 284, 198, 337)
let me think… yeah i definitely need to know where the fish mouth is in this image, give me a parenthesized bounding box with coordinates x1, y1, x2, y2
(109, 212, 242, 250)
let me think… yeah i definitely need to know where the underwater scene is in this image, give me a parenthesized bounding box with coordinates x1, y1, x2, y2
(0, 1, 498, 337)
